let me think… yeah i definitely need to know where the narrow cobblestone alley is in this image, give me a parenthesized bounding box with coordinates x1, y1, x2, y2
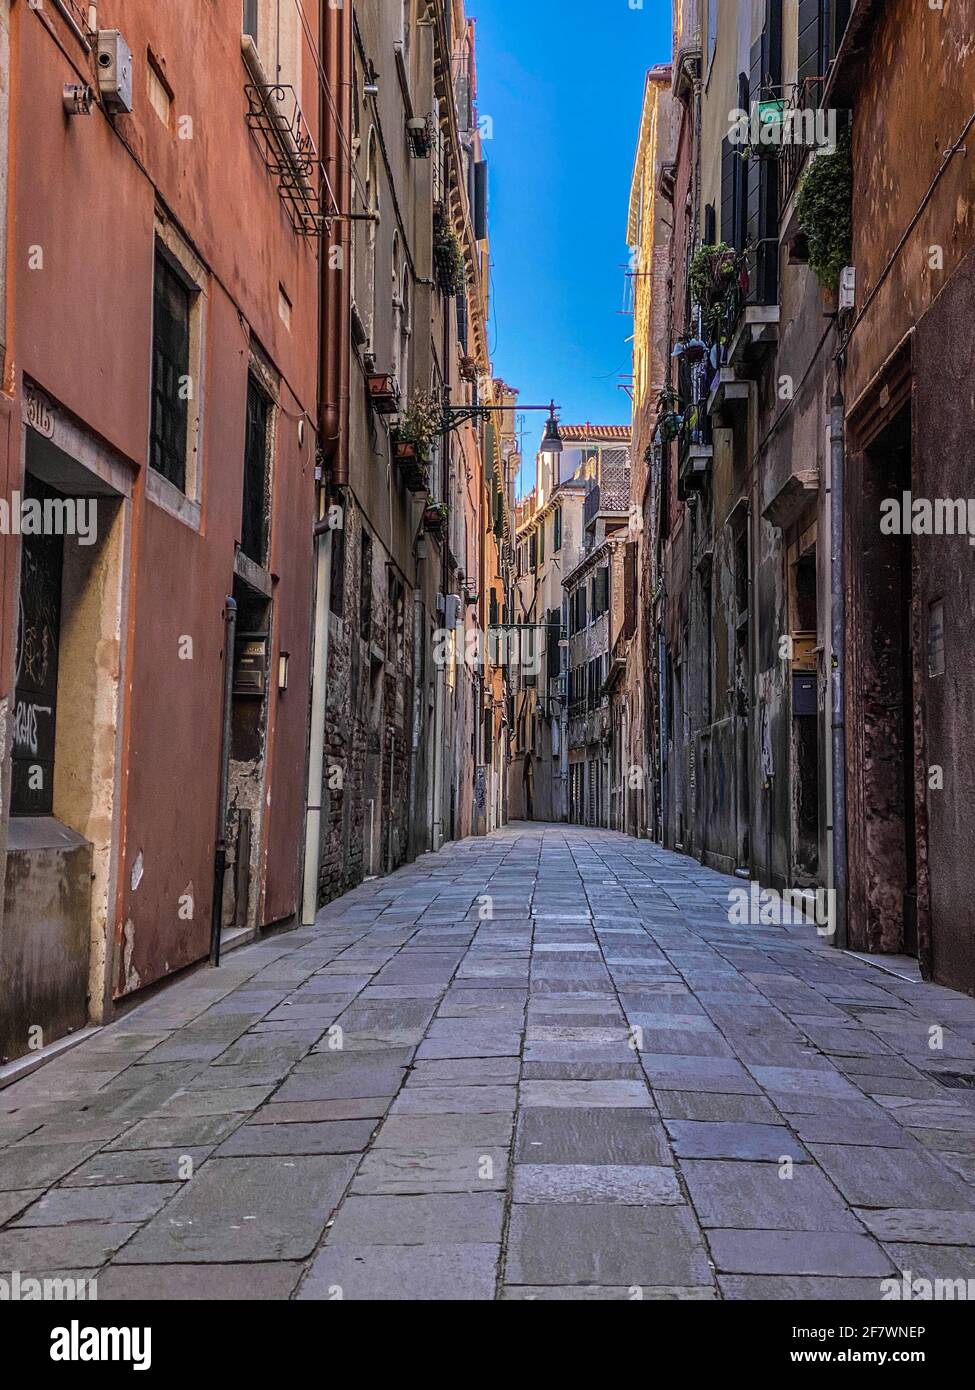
(2, 825, 975, 1301)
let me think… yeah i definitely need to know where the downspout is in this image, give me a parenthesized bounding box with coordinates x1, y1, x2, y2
(320, 0, 352, 486)
(302, 0, 348, 922)
(211, 596, 237, 965)
(407, 586, 423, 857)
(658, 627, 667, 846)
(301, 501, 332, 924)
(830, 388, 848, 949)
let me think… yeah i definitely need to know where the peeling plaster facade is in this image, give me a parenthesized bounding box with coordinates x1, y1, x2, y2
(836, 0, 975, 993)
(0, 1, 321, 1062)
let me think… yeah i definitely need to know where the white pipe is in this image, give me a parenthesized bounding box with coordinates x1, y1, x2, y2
(432, 659, 445, 850)
(47, 0, 90, 50)
(301, 495, 333, 924)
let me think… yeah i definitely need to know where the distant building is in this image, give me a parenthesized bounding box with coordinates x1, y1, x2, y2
(511, 425, 630, 823)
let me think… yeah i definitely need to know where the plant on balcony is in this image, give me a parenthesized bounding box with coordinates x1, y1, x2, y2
(796, 129, 853, 292)
(654, 384, 684, 444)
(689, 242, 749, 343)
(366, 370, 401, 414)
(433, 207, 468, 295)
(394, 388, 442, 461)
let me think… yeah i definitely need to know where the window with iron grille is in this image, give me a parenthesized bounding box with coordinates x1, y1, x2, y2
(151, 251, 191, 491)
(241, 374, 272, 566)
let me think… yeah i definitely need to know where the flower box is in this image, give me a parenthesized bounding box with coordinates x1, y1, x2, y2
(366, 372, 400, 414)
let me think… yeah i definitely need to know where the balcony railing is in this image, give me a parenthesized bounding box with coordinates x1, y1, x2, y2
(677, 354, 713, 454)
(244, 82, 337, 236)
(714, 239, 779, 347)
(778, 78, 831, 215)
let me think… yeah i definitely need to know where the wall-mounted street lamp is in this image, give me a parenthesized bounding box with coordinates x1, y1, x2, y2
(540, 403, 563, 455)
(439, 396, 562, 441)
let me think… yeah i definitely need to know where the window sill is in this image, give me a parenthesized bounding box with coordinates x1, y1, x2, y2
(234, 548, 274, 597)
(146, 468, 202, 531)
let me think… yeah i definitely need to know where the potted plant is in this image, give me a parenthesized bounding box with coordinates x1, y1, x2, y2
(654, 385, 684, 444)
(366, 370, 400, 414)
(796, 128, 853, 293)
(689, 243, 745, 307)
(689, 242, 750, 345)
(422, 498, 448, 534)
(672, 333, 708, 364)
(433, 206, 468, 295)
(394, 388, 441, 459)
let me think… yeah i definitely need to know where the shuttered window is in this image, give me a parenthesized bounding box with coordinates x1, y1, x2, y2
(798, 0, 823, 99)
(747, 5, 782, 306)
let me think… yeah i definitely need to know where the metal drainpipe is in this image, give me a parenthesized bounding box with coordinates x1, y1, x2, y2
(830, 388, 848, 949)
(211, 596, 237, 966)
(407, 586, 424, 857)
(658, 628, 667, 846)
(301, 494, 333, 925)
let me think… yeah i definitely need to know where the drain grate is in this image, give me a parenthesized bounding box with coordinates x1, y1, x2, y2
(927, 1070, 975, 1090)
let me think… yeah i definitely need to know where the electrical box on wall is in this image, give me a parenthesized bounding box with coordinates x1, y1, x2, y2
(97, 31, 134, 113)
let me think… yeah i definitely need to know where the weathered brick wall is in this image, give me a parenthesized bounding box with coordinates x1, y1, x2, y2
(317, 498, 414, 905)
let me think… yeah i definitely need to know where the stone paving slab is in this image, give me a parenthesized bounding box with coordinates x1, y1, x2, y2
(707, 1230, 895, 1277)
(114, 1156, 357, 1263)
(297, 1242, 500, 1300)
(512, 1163, 681, 1204)
(505, 1203, 714, 1287)
(3, 823, 975, 1299)
(679, 1160, 861, 1231)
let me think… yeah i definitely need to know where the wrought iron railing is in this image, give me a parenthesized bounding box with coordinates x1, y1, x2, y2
(677, 353, 712, 465)
(244, 83, 338, 236)
(710, 238, 779, 349)
(778, 77, 831, 214)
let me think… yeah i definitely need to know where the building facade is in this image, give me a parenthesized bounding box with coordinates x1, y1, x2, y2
(623, 64, 672, 843)
(308, 0, 497, 910)
(1, 0, 323, 1064)
(629, 0, 975, 995)
(829, 0, 975, 994)
(510, 425, 630, 824)
(0, 0, 498, 1071)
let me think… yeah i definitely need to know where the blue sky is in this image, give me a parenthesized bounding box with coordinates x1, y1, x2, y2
(471, 0, 672, 481)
